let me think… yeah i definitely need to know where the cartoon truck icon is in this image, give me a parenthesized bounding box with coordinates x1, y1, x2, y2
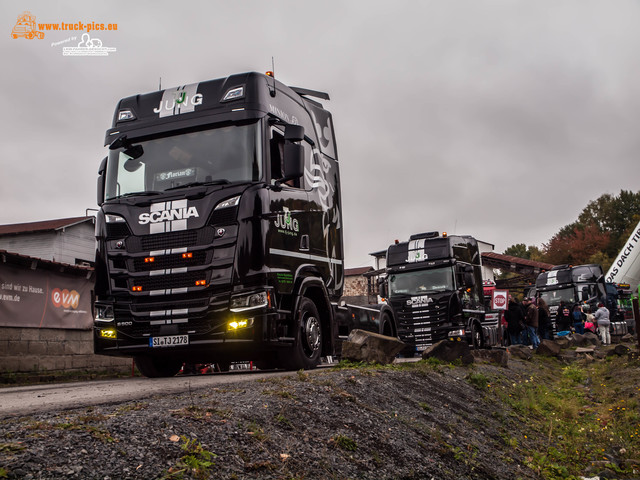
(11, 11, 44, 39)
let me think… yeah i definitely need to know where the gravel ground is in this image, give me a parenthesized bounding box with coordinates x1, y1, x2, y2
(0, 358, 547, 480)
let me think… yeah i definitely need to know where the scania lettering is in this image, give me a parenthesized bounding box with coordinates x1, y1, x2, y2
(379, 232, 499, 355)
(93, 72, 395, 377)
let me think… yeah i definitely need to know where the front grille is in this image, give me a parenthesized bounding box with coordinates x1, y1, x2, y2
(140, 230, 199, 251)
(134, 271, 208, 291)
(130, 297, 210, 314)
(133, 251, 207, 272)
(395, 297, 450, 349)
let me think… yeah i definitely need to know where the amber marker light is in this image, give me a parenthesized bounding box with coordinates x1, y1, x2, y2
(132, 286, 142, 292)
(144, 257, 155, 263)
(195, 280, 207, 286)
(182, 252, 193, 259)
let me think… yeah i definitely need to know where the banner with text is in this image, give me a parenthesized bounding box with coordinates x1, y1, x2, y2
(0, 264, 92, 329)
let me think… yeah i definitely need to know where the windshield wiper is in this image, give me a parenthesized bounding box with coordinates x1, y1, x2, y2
(165, 179, 231, 191)
(112, 191, 163, 200)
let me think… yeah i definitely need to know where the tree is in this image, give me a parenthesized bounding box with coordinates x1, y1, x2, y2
(543, 223, 610, 266)
(576, 190, 640, 256)
(503, 244, 544, 261)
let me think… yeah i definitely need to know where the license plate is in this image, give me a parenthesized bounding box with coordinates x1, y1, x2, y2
(149, 335, 189, 347)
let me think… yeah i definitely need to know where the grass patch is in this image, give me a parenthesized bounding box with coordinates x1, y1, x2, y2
(332, 434, 357, 452)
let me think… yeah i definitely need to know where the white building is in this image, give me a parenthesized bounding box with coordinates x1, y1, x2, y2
(0, 217, 95, 266)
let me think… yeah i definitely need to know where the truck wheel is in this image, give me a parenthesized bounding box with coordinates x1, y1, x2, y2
(381, 313, 394, 337)
(281, 297, 322, 370)
(471, 323, 484, 350)
(134, 356, 183, 378)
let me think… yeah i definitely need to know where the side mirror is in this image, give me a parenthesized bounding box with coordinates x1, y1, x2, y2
(282, 144, 304, 179)
(379, 279, 388, 299)
(284, 124, 304, 142)
(463, 265, 475, 287)
(97, 157, 107, 206)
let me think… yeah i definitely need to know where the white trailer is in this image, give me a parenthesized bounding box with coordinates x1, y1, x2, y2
(605, 218, 640, 294)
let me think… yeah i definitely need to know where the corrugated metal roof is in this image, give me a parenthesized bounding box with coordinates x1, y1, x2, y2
(482, 252, 555, 271)
(0, 249, 93, 274)
(0, 216, 94, 236)
(345, 266, 374, 276)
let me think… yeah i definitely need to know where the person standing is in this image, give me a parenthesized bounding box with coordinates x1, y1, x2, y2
(594, 302, 611, 345)
(572, 304, 585, 334)
(537, 298, 552, 340)
(504, 296, 525, 345)
(522, 297, 540, 348)
(556, 301, 572, 334)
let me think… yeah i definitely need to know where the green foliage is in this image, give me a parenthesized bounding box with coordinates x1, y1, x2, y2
(164, 436, 216, 480)
(491, 357, 640, 478)
(332, 434, 357, 451)
(543, 190, 640, 266)
(467, 372, 490, 390)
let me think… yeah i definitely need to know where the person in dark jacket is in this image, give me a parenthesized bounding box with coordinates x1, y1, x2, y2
(572, 304, 585, 334)
(556, 301, 572, 334)
(522, 297, 540, 348)
(504, 296, 525, 345)
(537, 298, 552, 340)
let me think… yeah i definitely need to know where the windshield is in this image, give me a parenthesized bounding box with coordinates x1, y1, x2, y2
(105, 121, 262, 200)
(540, 287, 576, 307)
(388, 267, 455, 296)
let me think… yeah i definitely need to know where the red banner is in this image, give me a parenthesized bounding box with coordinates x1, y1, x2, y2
(0, 263, 92, 329)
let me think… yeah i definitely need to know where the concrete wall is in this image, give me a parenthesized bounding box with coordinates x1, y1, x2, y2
(0, 327, 131, 374)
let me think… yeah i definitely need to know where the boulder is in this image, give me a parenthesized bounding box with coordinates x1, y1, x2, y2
(609, 344, 631, 357)
(507, 345, 533, 361)
(573, 332, 600, 348)
(422, 340, 474, 365)
(471, 348, 509, 367)
(554, 337, 571, 349)
(341, 329, 405, 365)
(536, 339, 561, 357)
(620, 333, 635, 343)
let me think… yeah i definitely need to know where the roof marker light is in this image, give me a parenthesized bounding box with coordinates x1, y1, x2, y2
(222, 86, 244, 102)
(118, 109, 136, 122)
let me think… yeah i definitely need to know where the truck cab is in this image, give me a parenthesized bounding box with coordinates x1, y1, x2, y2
(93, 72, 344, 376)
(381, 232, 494, 354)
(535, 264, 628, 336)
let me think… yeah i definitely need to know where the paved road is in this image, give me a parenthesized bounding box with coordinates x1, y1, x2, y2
(0, 369, 293, 418)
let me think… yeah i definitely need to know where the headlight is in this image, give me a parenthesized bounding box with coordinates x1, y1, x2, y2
(230, 291, 271, 312)
(105, 214, 127, 223)
(227, 318, 255, 331)
(214, 195, 240, 210)
(95, 304, 114, 322)
(99, 328, 117, 339)
(448, 329, 465, 338)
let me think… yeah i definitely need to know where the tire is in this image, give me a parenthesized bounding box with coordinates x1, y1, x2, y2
(280, 297, 322, 371)
(471, 322, 484, 350)
(255, 358, 278, 370)
(134, 356, 183, 378)
(381, 313, 394, 337)
(216, 362, 231, 372)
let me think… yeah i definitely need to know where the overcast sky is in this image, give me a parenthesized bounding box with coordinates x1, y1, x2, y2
(2, 0, 640, 268)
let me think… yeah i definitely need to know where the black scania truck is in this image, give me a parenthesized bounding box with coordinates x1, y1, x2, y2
(381, 232, 497, 355)
(93, 72, 395, 377)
